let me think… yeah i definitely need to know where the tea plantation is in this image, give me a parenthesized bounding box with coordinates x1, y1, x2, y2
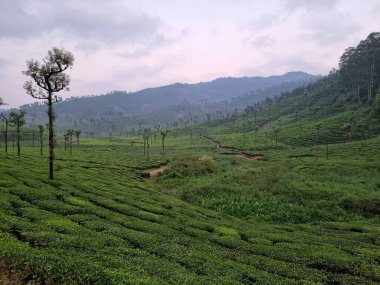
(0, 132, 379, 284)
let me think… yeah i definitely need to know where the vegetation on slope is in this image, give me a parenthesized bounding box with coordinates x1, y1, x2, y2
(0, 138, 379, 284)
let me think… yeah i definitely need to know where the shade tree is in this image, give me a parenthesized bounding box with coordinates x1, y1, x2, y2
(160, 130, 169, 156)
(23, 47, 74, 179)
(0, 113, 9, 153)
(9, 109, 27, 156)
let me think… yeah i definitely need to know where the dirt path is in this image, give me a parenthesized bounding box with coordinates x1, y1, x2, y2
(144, 165, 169, 177)
(234, 152, 263, 160)
(203, 135, 263, 161)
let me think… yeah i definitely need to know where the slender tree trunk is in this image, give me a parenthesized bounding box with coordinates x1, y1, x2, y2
(70, 135, 73, 155)
(48, 97, 54, 180)
(17, 126, 20, 155)
(146, 140, 150, 160)
(4, 122, 7, 153)
(162, 138, 165, 156)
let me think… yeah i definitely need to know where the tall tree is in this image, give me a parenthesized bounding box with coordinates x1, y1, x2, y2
(0, 113, 9, 153)
(23, 47, 74, 179)
(160, 130, 168, 156)
(64, 133, 68, 151)
(66, 129, 74, 155)
(9, 109, 26, 156)
(75, 129, 81, 148)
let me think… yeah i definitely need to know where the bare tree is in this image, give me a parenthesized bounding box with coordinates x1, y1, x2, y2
(23, 47, 74, 179)
(9, 109, 27, 156)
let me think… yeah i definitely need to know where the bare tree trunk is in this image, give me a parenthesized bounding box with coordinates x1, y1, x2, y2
(4, 122, 7, 153)
(48, 97, 54, 180)
(17, 126, 20, 155)
(147, 140, 150, 160)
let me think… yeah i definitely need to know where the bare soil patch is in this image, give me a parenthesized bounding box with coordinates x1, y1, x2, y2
(234, 152, 263, 161)
(145, 165, 169, 177)
(0, 259, 27, 285)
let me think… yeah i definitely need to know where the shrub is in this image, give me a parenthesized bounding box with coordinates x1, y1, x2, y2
(167, 155, 216, 177)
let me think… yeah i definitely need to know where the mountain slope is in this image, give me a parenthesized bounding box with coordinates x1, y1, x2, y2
(21, 72, 316, 130)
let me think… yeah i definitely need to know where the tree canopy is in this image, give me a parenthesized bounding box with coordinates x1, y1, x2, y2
(23, 47, 74, 101)
(339, 32, 380, 102)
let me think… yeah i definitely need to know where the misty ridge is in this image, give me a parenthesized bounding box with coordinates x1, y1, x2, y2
(16, 71, 316, 132)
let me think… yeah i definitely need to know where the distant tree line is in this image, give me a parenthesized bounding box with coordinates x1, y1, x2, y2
(339, 32, 380, 103)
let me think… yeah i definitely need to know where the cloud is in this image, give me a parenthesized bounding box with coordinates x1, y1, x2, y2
(0, 0, 163, 47)
(284, 0, 340, 12)
(371, 3, 380, 15)
(244, 14, 279, 30)
(116, 29, 189, 58)
(301, 13, 360, 44)
(113, 56, 184, 82)
(251, 35, 276, 48)
(241, 55, 318, 77)
(0, 58, 8, 68)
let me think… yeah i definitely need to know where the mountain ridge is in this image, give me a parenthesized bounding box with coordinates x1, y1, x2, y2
(19, 71, 316, 131)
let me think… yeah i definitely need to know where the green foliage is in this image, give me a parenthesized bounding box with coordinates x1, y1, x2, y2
(164, 155, 216, 177)
(0, 135, 379, 284)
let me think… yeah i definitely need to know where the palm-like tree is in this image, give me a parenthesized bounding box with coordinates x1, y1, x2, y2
(75, 129, 81, 147)
(9, 109, 27, 155)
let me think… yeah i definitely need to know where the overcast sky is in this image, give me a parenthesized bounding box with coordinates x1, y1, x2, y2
(0, 0, 379, 107)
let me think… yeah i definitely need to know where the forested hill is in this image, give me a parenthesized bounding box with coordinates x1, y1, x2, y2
(21, 71, 315, 131)
(196, 32, 380, 147)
